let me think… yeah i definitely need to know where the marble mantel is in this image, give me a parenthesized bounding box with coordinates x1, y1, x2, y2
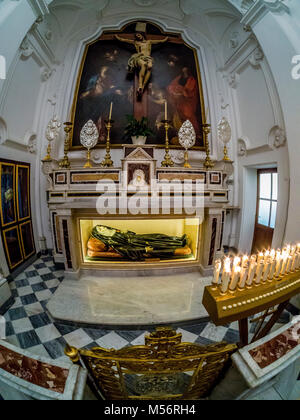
(42, 147, 234, 279)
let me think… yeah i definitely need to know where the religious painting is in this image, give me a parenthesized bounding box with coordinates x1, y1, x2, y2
(20, 221, 35, 259)
(2, 226, 24, 270)
(17, 165, 30, 221)
(71, 40, 134, 148)
(0, 162, 16, 227)
(71, 22, 205, 149)
(148, 42, 204, 147)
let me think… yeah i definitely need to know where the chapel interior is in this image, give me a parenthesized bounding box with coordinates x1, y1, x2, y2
(0, 0, 299, 402)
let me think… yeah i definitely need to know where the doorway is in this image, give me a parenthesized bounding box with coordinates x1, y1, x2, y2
(0, 159, 36, 272)
(252, 169, 278, 253)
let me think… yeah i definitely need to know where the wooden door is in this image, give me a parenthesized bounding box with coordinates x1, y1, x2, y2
(252, 169, 278, 254)
(0, 159, 36, 272)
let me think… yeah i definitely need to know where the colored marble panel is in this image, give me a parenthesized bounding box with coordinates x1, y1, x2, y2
(249, 322, 300, 369)
(0, 344, 69, 393)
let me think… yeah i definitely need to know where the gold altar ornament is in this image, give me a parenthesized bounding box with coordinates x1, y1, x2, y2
(101, 119, 114, 168)
(80, 120, 99, 168)
(161, 119, 174, 168)
(59, 122, 72, 169)
(43, 115, 61, 161)
(179, 120, 196, 168)
(217, 117, 232, 161)
(202, 123, 214, 169)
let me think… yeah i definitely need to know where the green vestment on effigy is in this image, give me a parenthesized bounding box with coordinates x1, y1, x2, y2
(91, 225, 188, 261)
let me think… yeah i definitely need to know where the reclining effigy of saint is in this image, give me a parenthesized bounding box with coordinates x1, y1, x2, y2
(86, 225, 192, 261)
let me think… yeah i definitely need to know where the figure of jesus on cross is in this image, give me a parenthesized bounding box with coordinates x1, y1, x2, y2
(115, 22, 168, 100)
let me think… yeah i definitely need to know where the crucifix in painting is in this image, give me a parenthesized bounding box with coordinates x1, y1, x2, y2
(115, 22, 168, 100)
(71, 21, 205, 148)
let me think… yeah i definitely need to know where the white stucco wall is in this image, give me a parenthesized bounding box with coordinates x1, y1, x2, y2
(0, 0, 298, 275)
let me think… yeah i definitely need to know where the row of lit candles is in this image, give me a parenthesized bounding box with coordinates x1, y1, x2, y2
(212, 244, 300, 295)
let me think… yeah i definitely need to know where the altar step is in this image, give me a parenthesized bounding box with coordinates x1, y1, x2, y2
(47, 271, 211, 328)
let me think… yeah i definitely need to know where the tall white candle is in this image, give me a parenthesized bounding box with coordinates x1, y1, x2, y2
(275, 252, 282, 277)
(229, 266, 241, 292)
(238, 256, 249, 289)
(109, 102, 113, 120)
(255, 260, 264, 285)
(220, 258, 231, 294)
(264, 250, 270, 263)
(296, 251, 300, 269)
(269, 258, 277, 280)
(257, 252, 264, 265)
(165, 101, 168, 120)
(280, 251, 289, 275)
(263, 258, 272, 283)
(291, 252, 298, 272)
(286, 256, 293, 273)
(212, 259, 222, 288)
(246, 256, 257, 288)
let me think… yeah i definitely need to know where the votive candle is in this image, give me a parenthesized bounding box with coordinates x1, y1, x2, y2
(229, 266, 241, 292)
(212, 259, 222, 288)
(238, 256, 249, 290)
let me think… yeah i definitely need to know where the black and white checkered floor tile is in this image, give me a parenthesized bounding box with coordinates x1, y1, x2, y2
(2, 255, 300, 362)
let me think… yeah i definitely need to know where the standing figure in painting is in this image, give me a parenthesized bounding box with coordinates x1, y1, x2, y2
(167, 66, 201, 141)
(115, 24, 168, 99)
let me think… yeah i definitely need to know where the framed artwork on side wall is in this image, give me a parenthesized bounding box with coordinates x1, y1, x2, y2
(0, 159, 35, 272)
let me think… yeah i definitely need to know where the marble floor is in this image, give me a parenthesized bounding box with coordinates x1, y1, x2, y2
(1, 255, 300, 364)
(47, 271, 211, 326)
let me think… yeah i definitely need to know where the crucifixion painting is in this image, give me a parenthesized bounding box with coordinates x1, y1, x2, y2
(115, 22, 168, 99)
(71, 21, 205, 149)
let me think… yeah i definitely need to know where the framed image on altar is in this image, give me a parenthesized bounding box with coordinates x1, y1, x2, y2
(70, 22, 206, 150)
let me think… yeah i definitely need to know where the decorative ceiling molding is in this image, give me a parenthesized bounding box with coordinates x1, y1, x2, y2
(28, 0, 50, 18)
(269, 125, 287, 149)
(248, 46, 264, 67)
(237, 138, 248, 157)
(241, 0, 289, 27)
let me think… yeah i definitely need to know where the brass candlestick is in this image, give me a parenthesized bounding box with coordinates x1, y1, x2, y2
(44, 143, 52, 162)
(161, 120, 174, 168)
(223, 145, 231, 162)
(59, 122, 72, 169)
(101, 120, 114, 168)
(202, 123, 214, 169)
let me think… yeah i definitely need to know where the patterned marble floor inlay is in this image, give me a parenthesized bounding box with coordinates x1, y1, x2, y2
(2, 255, 300, 362)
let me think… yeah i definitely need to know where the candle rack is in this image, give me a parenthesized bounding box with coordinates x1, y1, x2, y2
(101, 120, 114, 168)
(204, 244, 300, 346)
(161, 119, 174, 168)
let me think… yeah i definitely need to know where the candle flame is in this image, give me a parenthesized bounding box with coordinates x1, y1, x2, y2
(224, 258, 231, 273)
(233, 256, 241, 266)
(270, 249, 276, 258)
